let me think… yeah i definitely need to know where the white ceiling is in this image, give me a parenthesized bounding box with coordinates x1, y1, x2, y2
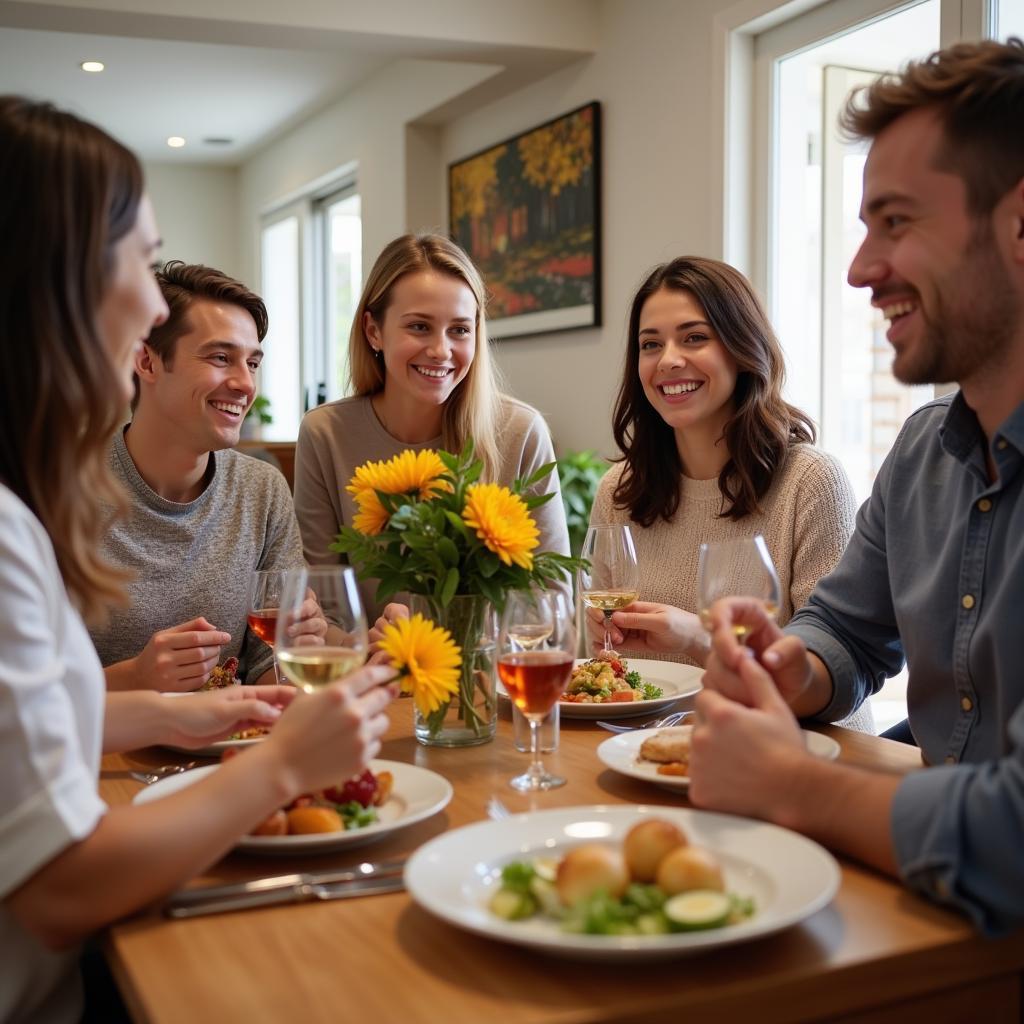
(0, 25, 386, 163)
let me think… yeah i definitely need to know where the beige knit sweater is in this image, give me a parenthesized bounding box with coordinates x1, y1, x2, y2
(590, 444, 875, 731)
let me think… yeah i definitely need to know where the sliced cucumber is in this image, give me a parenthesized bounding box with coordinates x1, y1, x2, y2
(663, 890, 733, 932)
(489, 887, 538, 921)
(530, 876, 563, 917)
(532, 856, 559, 882)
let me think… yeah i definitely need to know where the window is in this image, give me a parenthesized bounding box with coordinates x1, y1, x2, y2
(996, 0, 1024, 35)
(258, 174, 361, 440)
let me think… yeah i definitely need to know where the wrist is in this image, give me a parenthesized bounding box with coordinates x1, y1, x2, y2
(246, 735, 303, 808)
(687, 629, 712, 666)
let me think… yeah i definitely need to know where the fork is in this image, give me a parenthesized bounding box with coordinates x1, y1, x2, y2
(129, 761, 199, 785)
(595, 710, 692, 734)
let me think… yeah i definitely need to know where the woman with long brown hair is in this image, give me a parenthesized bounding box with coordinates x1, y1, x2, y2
(588, 257, 871, 727)
(0, 97, 394, 1022)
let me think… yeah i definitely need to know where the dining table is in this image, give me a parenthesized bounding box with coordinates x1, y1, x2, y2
(100, 700, 1024, 1024)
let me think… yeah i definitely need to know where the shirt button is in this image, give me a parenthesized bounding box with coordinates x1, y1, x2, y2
(944, 755, 957, 765)
(961, 594, 975, 610)
(977, 498, 992, 512)
(961, 696, 973, 712)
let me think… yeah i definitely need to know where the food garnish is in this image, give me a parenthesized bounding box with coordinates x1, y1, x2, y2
(202, 656, 241, 691)
(487, 818, 754, 935)
(562, 650, 664, 704)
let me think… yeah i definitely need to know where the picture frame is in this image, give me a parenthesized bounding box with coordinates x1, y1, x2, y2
(448, 101, 601, 340)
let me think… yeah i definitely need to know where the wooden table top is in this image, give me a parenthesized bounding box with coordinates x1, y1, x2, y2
(101, 701, 1024, 1024)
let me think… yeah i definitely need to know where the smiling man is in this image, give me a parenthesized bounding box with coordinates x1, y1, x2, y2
(92, 261, 303, 690)
(687, 37, 1024, 935)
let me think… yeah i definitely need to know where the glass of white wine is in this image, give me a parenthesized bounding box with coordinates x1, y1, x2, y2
(579, 524, 640, 651)
(274, 566, 368, 692)
(697, 535, 781, 641)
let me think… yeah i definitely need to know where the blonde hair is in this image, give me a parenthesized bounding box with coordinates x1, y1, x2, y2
(349, 233, 503, 480)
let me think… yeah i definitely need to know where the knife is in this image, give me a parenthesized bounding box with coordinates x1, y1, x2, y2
(164, 859, 406, 918)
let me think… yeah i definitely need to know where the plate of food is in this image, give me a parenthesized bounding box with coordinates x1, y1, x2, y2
(133, 759, 453, 854)
(497, 654, 702, 720)
(404, 804, 839, 960)
(596, 725, 841, 791)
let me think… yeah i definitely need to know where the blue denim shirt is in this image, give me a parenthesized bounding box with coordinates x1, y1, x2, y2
(788, 393, 1024, 934)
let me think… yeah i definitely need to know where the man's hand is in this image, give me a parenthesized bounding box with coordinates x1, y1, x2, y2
(687, 653, 808, 819)
(368, 603, 409, 652)
(158, 684, 299, 748)
(131, 617, 232, 692)
(585, 602, 709, 662)
(703, 598, 813, 706)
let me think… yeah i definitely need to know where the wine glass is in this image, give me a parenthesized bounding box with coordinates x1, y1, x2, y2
(247, 569, 288, 684)
(579, 524, 640, 651)
(274, 566, 368, 693)
(498, 589, 576, 792)
(696, 535, 781, 641)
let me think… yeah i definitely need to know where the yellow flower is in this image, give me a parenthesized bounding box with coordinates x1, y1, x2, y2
(462, 483, 539, 570)
(351, 491, 390, 536)
(347, 449, 448, 502)
(377, 614, 462, 717)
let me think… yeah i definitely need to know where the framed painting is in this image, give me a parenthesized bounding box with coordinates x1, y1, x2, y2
(448, 101, 601, 339)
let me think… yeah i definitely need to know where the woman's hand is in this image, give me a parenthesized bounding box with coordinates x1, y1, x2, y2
(262, 665, 398, 796)
(586, 602, 710, 663)
(368, 603, 409, 655)
(129, 617, 232, 691)
(158, 685, 299, 748)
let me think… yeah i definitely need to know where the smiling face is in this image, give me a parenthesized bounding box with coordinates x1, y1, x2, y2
(96, 195, 168, 404)
(138, 298, 262, 454)
(637, 287, 739, 444)
(366, 269, 477, 413)
(847, 107, 1019, 386)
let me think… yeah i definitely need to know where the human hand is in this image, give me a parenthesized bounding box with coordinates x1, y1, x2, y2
(133, 617, 232, 692)
(687, 654, 807, 820)
(264, 664, 398, 796)
(369, 603, 409, 651)
(587, 602, 709, 663)
(280, 590, 329, 648)
(159, 684, 299, 748)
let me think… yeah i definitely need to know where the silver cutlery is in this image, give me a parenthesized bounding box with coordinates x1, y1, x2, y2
(595, 710, 692, 734)
(129, 761, 200, 785)
(164, 858, 407, 918)
(486, 796, 512, 820)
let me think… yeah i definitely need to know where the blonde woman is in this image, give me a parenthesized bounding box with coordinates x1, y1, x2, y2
(294, 233, 570, 621)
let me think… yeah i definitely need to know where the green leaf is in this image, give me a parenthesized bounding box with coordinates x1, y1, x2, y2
(477, 550, 501, 578)
(444, 511, 471, 538)
(436, 536, 460, 567)
(518, 460, 557, 492)
(440, 567, 459, 606)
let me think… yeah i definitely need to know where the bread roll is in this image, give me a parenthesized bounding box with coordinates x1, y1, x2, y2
(556, 844, 629, 907)
(655, 845, 724, 895)
(623, 819, 688, 882)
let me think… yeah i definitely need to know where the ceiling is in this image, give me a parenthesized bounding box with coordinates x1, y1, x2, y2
(0, 25, 387, 164)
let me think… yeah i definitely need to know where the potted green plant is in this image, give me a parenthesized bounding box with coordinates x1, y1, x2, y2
(241, 395, 273, 440)
(557, 449, 609, 558)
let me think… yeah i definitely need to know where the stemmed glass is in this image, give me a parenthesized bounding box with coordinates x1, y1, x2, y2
(579, 524, 639, 651)
(498, 590, 576, 792)
(247, 569, 288, 684)
(696, 535, 781, 641)
(274, 566, 368, 693)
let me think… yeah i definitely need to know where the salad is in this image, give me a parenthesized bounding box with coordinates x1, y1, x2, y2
(563, 651, 663, 704)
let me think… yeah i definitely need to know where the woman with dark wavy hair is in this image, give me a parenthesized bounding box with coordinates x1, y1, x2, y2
(0, 97, 394, 1022)
(588, 257, 870, 727)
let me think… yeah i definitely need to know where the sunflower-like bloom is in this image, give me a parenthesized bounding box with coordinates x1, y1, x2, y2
(347, 449, 448, 502)
(351, 491, 390, 535)
(377, 614, 462, 717)
(462, 483, 539, 570)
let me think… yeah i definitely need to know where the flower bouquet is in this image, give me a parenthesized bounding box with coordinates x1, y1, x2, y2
(332, 442, 581, 746)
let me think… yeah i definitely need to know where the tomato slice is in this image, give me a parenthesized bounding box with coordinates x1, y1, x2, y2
(608, 690, 635, 702)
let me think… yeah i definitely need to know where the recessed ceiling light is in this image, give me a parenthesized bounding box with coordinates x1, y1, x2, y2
(80, 60, 105, 73)
(166, 136, 186, 149)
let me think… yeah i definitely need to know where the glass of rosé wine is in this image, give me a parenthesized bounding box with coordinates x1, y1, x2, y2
(498, 589, 576, 792)
(247, 569, 290, 684)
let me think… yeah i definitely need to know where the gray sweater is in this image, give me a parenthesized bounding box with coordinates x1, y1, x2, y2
(89, 430, 304, 683)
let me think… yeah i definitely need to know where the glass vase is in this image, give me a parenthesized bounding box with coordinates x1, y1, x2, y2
(410, 594, 497, 747)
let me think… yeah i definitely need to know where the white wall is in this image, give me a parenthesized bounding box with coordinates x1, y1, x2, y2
(144, 162, 242, 280)
(442, 0, 729, 457)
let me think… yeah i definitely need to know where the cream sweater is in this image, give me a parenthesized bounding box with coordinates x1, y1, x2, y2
(294, 394, 570, 620)
(590, 444, 874, 730)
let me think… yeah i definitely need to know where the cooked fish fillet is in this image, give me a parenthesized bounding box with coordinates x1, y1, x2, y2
(639, 726, 693, 764)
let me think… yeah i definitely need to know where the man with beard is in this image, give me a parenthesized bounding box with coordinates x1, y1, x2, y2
(685, 37, 1024, 934)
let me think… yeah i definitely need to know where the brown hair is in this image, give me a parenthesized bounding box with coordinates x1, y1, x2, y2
(148, 260, 268, 365)
(0, 96, 142, 621)
(841, 37, 1024, 217)
(349, 233, 502, 480)
(612, 257, 815, 525)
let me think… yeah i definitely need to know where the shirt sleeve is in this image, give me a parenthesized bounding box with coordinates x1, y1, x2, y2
(241, 470, 305, 683)
(0, 502, 106, 898)
(786, 437, 907, 721)
(891, 699, 1024, 934)
(294, 413, 346, 568)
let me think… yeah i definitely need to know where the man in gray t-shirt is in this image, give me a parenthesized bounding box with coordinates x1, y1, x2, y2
(92, 262, 303, 690)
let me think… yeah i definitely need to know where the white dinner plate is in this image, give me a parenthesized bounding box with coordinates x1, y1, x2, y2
(161, 735, 268, 757)
(498, 658, 703, 720)
(133, 759, 453, 855)
(596, 726, 842, 791)
(404, 804, 840, 960)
